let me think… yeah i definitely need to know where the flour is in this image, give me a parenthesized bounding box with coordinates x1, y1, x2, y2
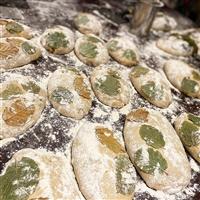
(0, 1, 200, 199)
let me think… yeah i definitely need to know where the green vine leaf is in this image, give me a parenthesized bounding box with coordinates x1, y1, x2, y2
(115, 154, 135, 195)
(87, 36, 101, 43)
(0, 157, 40, 200)
(139, 124, 165, 149)
(188, 113, 200, 127)
(134, 147, 168, 175)
(179, 121, 200, 147)
(22, 42, 36, 55)
(97, 73, 121, 96)
(181, 78, 199, 95)
(0, 83, 23, 100)
(123, 49, 136, 61)
(51, 87, 74, 104)
(22, 81, 40, 94)
(79, 42, 98, 58)
(141, 81, 164, 100)
(46, 32, 68, 51)
(6, 21, 24, 34)
(132, 66, 149, 78)
(107, 40, 119, 52)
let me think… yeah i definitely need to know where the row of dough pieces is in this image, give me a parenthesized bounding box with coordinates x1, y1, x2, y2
(0, 107, 199, 200)
(1, 58, 200, 138)
(0, 16, 200, 101)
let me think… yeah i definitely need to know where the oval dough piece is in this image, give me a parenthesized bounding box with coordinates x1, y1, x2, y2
(107, 37, 140, 67)
(175, 112, 200, 163)
(0, 148, 85, 200)
(75, 34, 109, 67)
(130, 65, 172, 108)
(0, 74, 46, 139)
(90, 66, 130, 108)
(72, 122, 136, 200)
(41, 25, 75, 54)
(0, 18, 32, 39)
(124, 108, 191, 193)
(152, 12, 177, 31)
(164, 59, 200, 98)
(48, 67, 92, 119)
(156, 34, 194, 56)
(0, 37, 41, 69)
(74, 13, 102, 35)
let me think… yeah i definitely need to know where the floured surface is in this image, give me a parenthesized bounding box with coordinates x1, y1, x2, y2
(0, 0, 200, 200)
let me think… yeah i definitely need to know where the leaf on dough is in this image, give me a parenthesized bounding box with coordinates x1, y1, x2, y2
(2, 99, 35, 126)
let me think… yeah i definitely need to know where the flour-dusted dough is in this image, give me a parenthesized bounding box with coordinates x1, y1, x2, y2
(130, 65, 172, 108)
(90, 66, 130, 108)
(0, 74, 46, 139)
(0, 37, 41, 69)
(41, 25, 75, 54)
(175, 113, 200, 164)
(124, 108, 191, 193)
(156, 34, 194, 56)
(164, 59, 200, 98)
(107, 37, 140, 67)
(72, 122, 136, 200)
(0, 148, 85, 200)
(152, 12, 177, 31)
(0, 19, 33, 39)
(74, 12, 102, 35)
(75, 34, 109, 67)
(48, 67, 92, 119)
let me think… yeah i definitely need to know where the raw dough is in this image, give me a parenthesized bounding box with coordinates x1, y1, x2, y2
(0, 148, 85, 200)
(0, 18, 33, 39)
(175, 112, 200, 164)
(41, 25, 75, 54)
(90, 66, 130, 108)
(124, 108, 191, 193)
(0, 74, 46, 139)
(107, 37, 140, 67)
(130, 65, 172, 108)
(0, 37, 41, 69)
(164, 59, 200, 98)
(75, 34, 109, 67)
(74, 13, 102, 35)
(72, 122, 136, 200)
(48, 67, 92, 119)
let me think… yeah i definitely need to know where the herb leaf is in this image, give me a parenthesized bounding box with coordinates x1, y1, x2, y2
(179, 121, 200, 147)
(0, 157, 40, 200)
(51, 87, 74, 104)
(181, 78, 199, 95)
(134, 147, 168, 175)
(98, 73, 121, 96)
(141, 81, 164, 100)
(79, 42, 98, 58)
(6, 21, 24, 34)
(139, 124, 165, 149)
(22, 42, 36, 54)
(123, 49, 136, 61)
(47, 32, 68, 51)
(115, 154, 135, 195)
(132, 66, 149, 78)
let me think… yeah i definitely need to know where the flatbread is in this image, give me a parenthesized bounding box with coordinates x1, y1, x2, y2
(90, 66, 130, 108)
(41, 25, 75, 54)
(48, 67, 92, 119)
(124, 108, 191, 193)
(0, 74, 46, 139)
(72, 122, 136, 200)
(0, 37, 41, 69)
